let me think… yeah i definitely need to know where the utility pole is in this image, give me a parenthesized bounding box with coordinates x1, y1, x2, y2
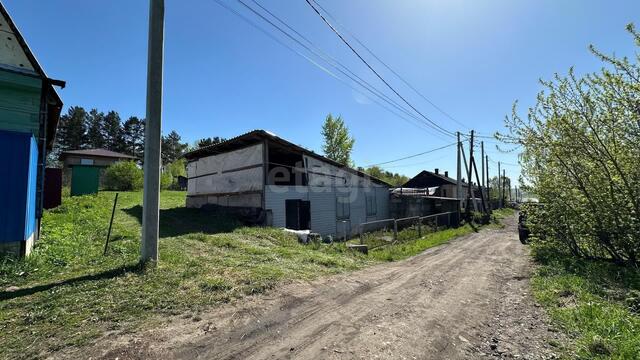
(502, 169, 507, 208)
(141, 0, 164, 263)
(497, 161, 501, 208)
(481, 141, 485, 191)
(456, 132, 462, 225)
(486, 155, 490, 211)
(468, 130, 478, 214)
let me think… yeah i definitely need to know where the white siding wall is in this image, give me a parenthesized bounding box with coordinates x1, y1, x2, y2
(264, 185, 390, 237)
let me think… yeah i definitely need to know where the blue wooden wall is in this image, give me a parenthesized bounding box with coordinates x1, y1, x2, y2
(0, 129, 38, 243)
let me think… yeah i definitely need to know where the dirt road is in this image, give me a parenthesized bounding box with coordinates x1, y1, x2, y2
(88, 216, 564, 359)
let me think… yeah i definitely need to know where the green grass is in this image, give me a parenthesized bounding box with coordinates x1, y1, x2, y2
(531, 246, 640, 359)
(0, 192, 513, 359)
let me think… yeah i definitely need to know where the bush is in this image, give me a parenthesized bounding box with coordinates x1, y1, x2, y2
(160, 171, 173, 190)
(103, 161, 143, 191)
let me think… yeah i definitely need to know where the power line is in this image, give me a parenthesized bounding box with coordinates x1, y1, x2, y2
(212, 0, 447, 139)
(240, 0, 450, 140)
(364, 142, 457, 167)
(311, 0, 470, 131)
(305, 0, 456, 138)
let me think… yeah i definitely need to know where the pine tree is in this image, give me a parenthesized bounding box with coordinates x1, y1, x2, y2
(122, 116, 145, 159)
(196, 136, 225, 148)
(103, 110, 124, 152)
(58, 106, 87, 151)
(85, 109, 105, 149)
(161, 130, 188, 164)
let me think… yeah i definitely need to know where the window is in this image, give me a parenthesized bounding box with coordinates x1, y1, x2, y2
(366, 194, 377, 216)
(336, 195, 350, 220)
(80, 158, 94, 165)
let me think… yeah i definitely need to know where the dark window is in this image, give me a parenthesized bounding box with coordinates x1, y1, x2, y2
(336, 195, 350, 220)
(366, 194, 377, 216)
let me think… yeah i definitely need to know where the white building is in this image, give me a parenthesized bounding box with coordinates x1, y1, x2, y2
(183, 130, 391, 238)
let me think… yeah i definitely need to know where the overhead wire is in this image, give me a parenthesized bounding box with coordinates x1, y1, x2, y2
(310, 0, 471, 131)
(363, 141, 457, 167)
(304, 0, 456, 138)
(212, 0, 448, 139)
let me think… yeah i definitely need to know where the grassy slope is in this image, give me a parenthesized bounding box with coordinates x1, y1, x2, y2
(0, 192, 510, 359)
(531, 247, 640, 359)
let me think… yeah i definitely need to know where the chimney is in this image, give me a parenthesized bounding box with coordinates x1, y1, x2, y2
(444, 171, 449, 177)
(434, 168, 439, 174)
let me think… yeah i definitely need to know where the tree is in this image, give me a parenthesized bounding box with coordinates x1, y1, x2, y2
(361, 166, 409, 187)
(85, 109, 105, 149)
(103, 110, 125, 152)
(161, 130, 188, 164)
(122, 116, 145, 159)
(499, 24, 640, 265)
(196, 136, 225, 148)
(57, 106, 87, 151)
(321, 114, 355, 166)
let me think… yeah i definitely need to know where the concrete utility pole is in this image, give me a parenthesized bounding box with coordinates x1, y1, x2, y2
(141, 0, 164, 263)
(467, 131, 477, 214)
(480, 141, 485, 190)
(456, 132, 462, 224)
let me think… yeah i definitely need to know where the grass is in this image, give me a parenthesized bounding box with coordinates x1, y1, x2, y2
(0, 192, 513, 359)
(531, 246, 640, 359)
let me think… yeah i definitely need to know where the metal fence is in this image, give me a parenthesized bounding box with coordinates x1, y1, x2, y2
(358, 211, 459, 248)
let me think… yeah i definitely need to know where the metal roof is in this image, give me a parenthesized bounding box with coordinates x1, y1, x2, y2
(403, 170, 469, 188)
(183, 129, 392, 187)
(60, 148, 137, 160)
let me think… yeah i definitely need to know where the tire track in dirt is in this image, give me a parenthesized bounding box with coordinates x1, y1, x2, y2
(81, 216, 565, 360)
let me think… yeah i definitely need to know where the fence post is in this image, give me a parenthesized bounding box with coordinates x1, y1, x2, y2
(393, 219, 398, 241)
(417, 217, 422, 237)
(435, 215, 438, 231)
(447, 212, 451, 228)
(359, 223, 363, 245)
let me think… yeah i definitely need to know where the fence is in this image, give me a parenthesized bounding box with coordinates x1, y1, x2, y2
(357, 211, 459, 249)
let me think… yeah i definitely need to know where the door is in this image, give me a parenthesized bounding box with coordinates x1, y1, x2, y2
(285, 199, 311, 230)
(71, 165, 101, 196)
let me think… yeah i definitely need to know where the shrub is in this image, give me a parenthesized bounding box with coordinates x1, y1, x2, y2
(160, 171, 173, 190)
(103, 161, 143, 191)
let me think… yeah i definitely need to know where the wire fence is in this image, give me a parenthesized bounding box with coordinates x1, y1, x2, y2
(357, 211, 459, 250)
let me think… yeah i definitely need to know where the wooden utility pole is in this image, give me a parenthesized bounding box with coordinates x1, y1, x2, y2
(497, 161, 501, 208)
(141, 0, 164, 263)
(502, 169, 507, 207)
(480, 141, 485, 191)
(456, 132, 462, 225)
(486, 155, 490, 211)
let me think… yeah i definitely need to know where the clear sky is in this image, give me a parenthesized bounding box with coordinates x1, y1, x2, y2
(6, 0, 640, 183)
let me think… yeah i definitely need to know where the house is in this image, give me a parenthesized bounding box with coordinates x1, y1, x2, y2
(59, 148, 137, 196)
(402, 168, 479, 199)
(0, 3, 64, 256)
(183, 130, 391, 238)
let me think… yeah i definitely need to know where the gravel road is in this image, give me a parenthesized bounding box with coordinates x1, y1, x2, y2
(88, 215, 565, 360)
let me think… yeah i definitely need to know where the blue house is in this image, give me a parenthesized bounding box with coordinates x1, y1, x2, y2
(0, 2, 64, 256)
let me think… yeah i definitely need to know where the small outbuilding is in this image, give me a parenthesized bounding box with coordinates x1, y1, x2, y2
(183, 130, 392, 238)
(59, 148, 137, 196)
(0, 3, 64, 256)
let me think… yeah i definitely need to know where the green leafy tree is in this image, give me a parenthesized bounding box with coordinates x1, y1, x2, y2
(85, 109, 105, 149)
(361, 166, 409, 187)
(122, 116, 145, 159)
(321, 114, 355, 166)
(499, 24, 640, 265)
(103, 110, 125, 152)
(161, 130, 188, 165)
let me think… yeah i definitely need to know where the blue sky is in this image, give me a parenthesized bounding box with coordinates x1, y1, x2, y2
(6, 0, 640, 183)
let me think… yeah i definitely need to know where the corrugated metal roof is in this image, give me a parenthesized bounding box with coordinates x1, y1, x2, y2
(60, 148, 137, 160)
(182, 129, 392, 187)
